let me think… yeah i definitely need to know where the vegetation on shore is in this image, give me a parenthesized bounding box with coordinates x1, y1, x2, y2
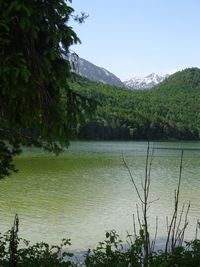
(70, 68, 200, 141)
(1, 217, 200, 266)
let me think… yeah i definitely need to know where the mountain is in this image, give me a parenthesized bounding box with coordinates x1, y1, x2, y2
(70, 57, 170, 89)
(70, 68, 200, 140)
(71, 57, 125, 87)
(123, 73, 169, 89)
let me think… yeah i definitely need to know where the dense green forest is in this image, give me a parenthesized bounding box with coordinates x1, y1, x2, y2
(69, 68, 200, 140)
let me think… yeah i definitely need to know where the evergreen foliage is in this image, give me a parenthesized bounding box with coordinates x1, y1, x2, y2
(70, 68, 200, 141)
(0, 0, 94, 179)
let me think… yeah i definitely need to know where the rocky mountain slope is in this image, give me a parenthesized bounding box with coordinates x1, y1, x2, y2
(71, 57, 124, 87)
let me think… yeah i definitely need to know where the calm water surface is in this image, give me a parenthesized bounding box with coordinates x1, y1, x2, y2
(0, 141, 200, 250)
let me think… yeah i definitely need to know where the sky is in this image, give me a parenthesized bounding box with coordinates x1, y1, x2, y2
(70, 0, 200, 80)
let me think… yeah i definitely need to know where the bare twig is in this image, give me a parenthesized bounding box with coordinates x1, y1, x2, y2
(166, 216, 169, 233)
(136, 204, 142, 230)
(195, 219, 200, 240)
(123, 142, 155, 261)
(151, 216, 158, 252)
(122, 153, 145, 204)
(165, 150, 184, 254)
(179, 202, 190, 245)
(147, 145, 154, 199)
(174, 203, 185, 245)
(133, 214, 137, 239)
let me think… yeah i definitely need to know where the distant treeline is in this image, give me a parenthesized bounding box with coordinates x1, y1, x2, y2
(69, 68, 200, 140)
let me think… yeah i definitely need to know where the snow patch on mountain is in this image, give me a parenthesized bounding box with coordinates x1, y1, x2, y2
(123, 73, 169, 89)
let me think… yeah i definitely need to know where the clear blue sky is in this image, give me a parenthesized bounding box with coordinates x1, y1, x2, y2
(70, 0, 200, 80)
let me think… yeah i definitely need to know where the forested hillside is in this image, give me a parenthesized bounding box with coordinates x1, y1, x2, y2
(69, 68, 200, 140)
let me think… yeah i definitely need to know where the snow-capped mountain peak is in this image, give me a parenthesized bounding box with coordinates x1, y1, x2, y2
(123, 73, 169, 90)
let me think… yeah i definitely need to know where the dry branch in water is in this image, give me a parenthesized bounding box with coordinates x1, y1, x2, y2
(123, 144, 192, 261)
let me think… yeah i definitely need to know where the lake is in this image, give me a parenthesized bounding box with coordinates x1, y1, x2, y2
(0, 141, 200, 250)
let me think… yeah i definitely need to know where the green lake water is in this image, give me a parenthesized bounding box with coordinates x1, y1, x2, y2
(0, 141, 200, 250)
